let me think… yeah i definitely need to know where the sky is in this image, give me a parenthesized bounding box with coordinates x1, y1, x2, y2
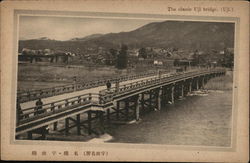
(19, 16, 163, 41)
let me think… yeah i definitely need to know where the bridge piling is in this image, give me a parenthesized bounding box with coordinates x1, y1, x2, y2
(125, 100, 129, 121)
(116, 101, 120, 120)
(87, 111, 92, 135)
(201, 77, 205, 89)
(149, 90, 153, 110)
(195, 79, 198, 90)
(181, 84, 184, 97)
(76, 114, 81, 135)
(99, 111, 105, 134)
(28, 131, 33, 140)
(141, 93, 145, 110)
(171, 85, 175, 104)
(53, 122, 58, 131)
(157, 88, 162, 110)
(65, 118, 70, 135)
(135, 95, 140, 121)
(107, 108, 110, 124)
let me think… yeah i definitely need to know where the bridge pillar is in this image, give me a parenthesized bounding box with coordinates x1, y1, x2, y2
(141, 93, 145, 110)
(88, 111, 92, 135)
(135, 95, 140, 121)
(171, 85, 175, 104)
(149, 90, 153, 110)
(181, 84, 184, 97)
(99, 111, 104, 134)
(53, 122, 58, 131)
(116, 101, 120, 120)
(196, 78, 199, 90)
(76, 114, 81, 135)
(65, 118, 70, 135)
(157, 88, 162, 110)
(201, 77, 205, 89)
(161, 87, 167, 107)
(107, 108, 110, 124)
(125, 100, 129, 121)
(28, 131, 33, 140)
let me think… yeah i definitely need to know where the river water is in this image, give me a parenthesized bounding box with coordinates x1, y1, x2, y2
(106, 90, 232, 147)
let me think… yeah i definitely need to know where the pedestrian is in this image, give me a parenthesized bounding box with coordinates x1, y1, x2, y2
(35, 98, 44, 115)
(106, 80, 111, 91)
(16, 99, 24, 124)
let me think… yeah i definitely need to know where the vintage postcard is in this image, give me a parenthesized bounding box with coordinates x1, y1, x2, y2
(1, 0, 249, 162)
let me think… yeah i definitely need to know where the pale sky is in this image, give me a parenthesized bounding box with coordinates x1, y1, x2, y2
(19, 16, 162, 41)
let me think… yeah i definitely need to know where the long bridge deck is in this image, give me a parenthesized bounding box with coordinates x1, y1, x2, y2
(16, 68, 226, 140)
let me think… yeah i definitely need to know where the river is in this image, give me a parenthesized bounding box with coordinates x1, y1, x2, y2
(106, 90, 232, 147)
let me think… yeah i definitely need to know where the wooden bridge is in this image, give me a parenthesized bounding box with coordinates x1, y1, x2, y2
(15, 68, 226, 140)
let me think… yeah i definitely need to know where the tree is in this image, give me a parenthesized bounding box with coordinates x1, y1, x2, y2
(222, 47, 234, 68)
(116, 45, 128, 69)
(138, 47, 147, 59)
(192, 50, 199, 66)
(105, 48, 117, 65)
(109, 48, 117, 57)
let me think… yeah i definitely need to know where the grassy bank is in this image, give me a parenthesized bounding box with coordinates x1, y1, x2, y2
(204, 71, 233, 90)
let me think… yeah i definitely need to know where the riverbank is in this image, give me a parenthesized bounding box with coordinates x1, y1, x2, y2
(204, 70, 233, 90)
(17, 63, 173, 91)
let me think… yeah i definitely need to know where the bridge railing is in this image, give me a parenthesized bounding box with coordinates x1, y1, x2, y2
(16, 93, 101, 126)
(98, 68, 225, 104)
(17, 70, 171, 103)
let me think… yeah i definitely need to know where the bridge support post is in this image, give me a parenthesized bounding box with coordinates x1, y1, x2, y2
(76, 114, 81, 135)
(171, 85, 175, 104)
(125, 100, 129, 121)
(165, 86, 170, 106)
(107, 108, 110, 124)
(99, 111, 104, 134)
(53, 122, 58, 131)
(135, 95, 140, 121)
(149, 90, 153, 110)
(196, 79, 199, 90)
(27, 131, 33, 140)
(88, 111, 92, 135)
(65, 118, 69, 135)
(157, 88, 162, 110)
(189, 81, 192, 93)
(141, 93, 145, 110)
(116, 101, 120, 120)
(181, 84, 184, 97)
(201, 77, 205, 89)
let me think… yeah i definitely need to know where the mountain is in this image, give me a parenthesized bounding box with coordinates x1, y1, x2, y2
(18, 20, 234, 53)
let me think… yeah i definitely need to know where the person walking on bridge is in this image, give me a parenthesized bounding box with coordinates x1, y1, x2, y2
(35, 98, 44, 115)
(16, 99, 25, 125)
(106, 80, 111, 92)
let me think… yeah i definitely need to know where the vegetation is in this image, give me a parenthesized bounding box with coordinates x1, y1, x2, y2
(116, 45, 128, 69)
(138, 47, 147, 59)
(204, 71, 233, 90)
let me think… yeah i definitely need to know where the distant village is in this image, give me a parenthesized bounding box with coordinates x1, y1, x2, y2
(18, 46, 234, 69)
